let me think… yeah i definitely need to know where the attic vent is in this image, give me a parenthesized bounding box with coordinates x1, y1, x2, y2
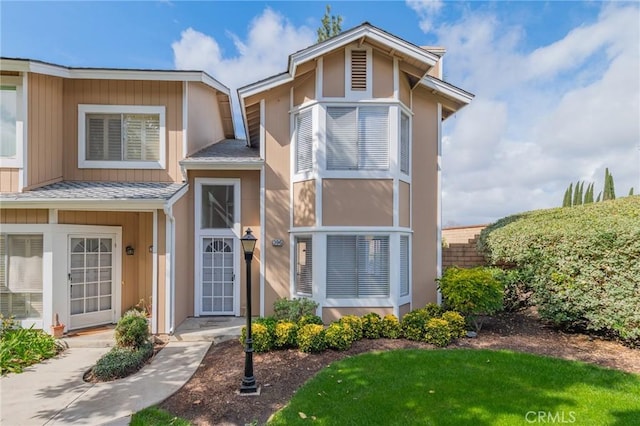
(350, 50, 367, 91)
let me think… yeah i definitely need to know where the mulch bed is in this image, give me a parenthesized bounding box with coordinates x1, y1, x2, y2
(160, 310, 639, 425)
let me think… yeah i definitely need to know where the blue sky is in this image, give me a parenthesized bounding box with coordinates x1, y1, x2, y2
(2, 1, 639, 225)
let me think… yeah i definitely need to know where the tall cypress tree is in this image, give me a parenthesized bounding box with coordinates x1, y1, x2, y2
(562, 186, 571, 207)
(629, 187, 635, 196)
(584, 183, 594, 204)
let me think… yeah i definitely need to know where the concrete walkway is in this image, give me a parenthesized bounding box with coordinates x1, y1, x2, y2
(0, 317, 244, 426)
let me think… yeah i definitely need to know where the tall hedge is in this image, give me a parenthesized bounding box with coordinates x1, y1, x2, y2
(478, 196, 640, 343)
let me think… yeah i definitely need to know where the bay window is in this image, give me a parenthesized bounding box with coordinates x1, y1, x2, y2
(0, 234, 43, 319)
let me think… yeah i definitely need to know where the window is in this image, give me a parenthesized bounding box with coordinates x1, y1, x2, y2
(295, 236, 312, 295)
(1, 86, 17, 159)
(326, 235, 389, 298)
(201, 185, 235, 229)
(0, 235, 43, 319)
(400, 113, 410, 175)
(295, 110, 313, 173)
(78, 105, 165, 169)
(326, 106, 389, 170)
(400, 236, 409, 296)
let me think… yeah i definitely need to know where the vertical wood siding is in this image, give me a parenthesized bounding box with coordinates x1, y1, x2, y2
(0, 169, 20, 192)
(0, 209, 48, 223)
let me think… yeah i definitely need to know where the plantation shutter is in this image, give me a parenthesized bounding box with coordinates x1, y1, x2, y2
(8, 235, 43, 292)
(295, 110, 313, 173)
(400, 113, 410, 174)
(326, 236, 357, 298)
(351, 50, 367, 91)
(357, 236, 389, 297)
(358, 107, 389, 170)
(295, 236, 313, 295)
(327, 107, 358, 170)
(400, 236, 409, 296)
(86, 115, 122, 161)
(124, 114, 160, 161)
(0, 235, 6, 292)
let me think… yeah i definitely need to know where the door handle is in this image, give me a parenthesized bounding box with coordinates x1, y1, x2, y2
(68, 273, 72, 282)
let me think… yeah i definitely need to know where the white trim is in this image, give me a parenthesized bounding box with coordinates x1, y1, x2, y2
(259, 166, 266, 317)
(259, 99, 266, 160)
(48, 209, 58, 224)
(151, 209, 158, 334)
(345, 45, 373, 100)
(77, 104, 167, 170)
(393, 58, 399, 100)
(0, 76, 25, 170)
(180, 161, 263, 171)
(182, 81, 189, 161)
(315, 57, 323, 100)
(436, 103, 443, 306)
(0, 199, 171, 210)
(164, 207, 173, 333)
(419, 76, 474, 105)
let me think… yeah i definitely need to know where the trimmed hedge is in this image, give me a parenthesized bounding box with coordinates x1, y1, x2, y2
(274, 321, 298, 349)
(93, 342, 153, 381)
(239, 323, 273, 353)
(361, 313, 382, 339)
(479, 196, 640, 343)
(297, 324, 326, 353)
(325, 322, 354, 351)
(380, 314, 402, 339)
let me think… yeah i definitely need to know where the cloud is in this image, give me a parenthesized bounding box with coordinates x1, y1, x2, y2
(416, 3, 640, 225)
(172, 8, 316, 135)
(406, 0, 444, 33)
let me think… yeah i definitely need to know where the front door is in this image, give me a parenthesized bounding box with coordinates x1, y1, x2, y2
(68, 236, 115, 329)
(195, 179, 241, 316)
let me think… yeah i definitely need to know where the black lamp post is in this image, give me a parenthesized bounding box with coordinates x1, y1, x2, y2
(239, 228, 258, 394)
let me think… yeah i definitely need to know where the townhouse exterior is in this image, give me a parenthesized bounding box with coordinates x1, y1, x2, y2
(0, 23, 472, 334)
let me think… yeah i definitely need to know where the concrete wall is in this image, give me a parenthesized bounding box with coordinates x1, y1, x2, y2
(442, 225, 487, 269)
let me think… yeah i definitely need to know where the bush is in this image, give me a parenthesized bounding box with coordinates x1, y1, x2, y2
(423, 303, 445, 318)
(254, 316, 277, 340)
(0, 318, 62, 374)
(273, 298, 319, 323)
(438, 267, 504, 331)
(115, 310, 150, 349)
(401, 308, 439, 341)
(361, 313, 382, 339)
(441, 311, 466, 338)
(380, 314, 401, 339)
(478, 197, 640, 343)
(274, 321, 298, 349)
(297, 314, 323, 327)
(93, 342, 153, 381)
(493, 268, 534, 312)
(325, 322, 354, 351)
(423, 318, 452, 347)
(296, 324, 327, 353)
(340, 316, 363, 340)
(239, 323, 272, 353)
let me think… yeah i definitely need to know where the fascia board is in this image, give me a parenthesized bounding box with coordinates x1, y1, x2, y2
(238, 73, 292, 100)
(0, 199, 167, 210)
(180, 161, 264, 171)
(420, 76, 475, 105)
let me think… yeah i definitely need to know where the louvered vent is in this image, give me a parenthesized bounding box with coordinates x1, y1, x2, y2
(350, 50, 367, 91)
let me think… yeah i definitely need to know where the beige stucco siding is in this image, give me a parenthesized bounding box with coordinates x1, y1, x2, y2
(322, 179, 393, 226)
(0, 169, 20, 193)
(263, 84, 292, 315)
(322, 307, 394, 324)
(58, 210, 154, 315)
(411, 87, 439, 307)
(399, 72, 411, 108)
(0, 209, 48, 224)
(293, 71, 316, 107)
(322, 50, 345, 98)
(62, 79, 183, 183)
(172, 192, 192, 328)
(187, 82, 224, 156)
(293, 179, 315, 227)
(399, 180, 410, 228)
(372, 50, 394, 99)
(27, 73, 64, 189)
(399, 303, 411, 318)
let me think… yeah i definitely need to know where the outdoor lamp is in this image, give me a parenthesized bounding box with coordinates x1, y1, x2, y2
(239, 228, 259, 394)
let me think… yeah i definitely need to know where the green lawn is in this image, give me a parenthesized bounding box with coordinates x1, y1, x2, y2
(130, 407, 190, 426)
(269, 349, 640, 425)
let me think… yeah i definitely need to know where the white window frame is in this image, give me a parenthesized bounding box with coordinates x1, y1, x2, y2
(0, 76, 25, 168)
(345, 46, 373, 100)
(78, 104, 166, 170)
(293, 234, 313, 297)
(400, 111, 411, 176)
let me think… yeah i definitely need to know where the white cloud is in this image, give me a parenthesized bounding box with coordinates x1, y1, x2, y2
(172, 8, 315, 135)
(420, 3, 640, 225)
(406, 0, 444, 33)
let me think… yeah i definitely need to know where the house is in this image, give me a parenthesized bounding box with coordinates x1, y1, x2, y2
(0, 23, 472, 334)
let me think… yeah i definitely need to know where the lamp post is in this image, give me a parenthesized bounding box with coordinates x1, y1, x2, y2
(239, 228, 258, 394)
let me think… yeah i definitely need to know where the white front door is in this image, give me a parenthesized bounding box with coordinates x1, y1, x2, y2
(68, 236, 115, 329)
(195, 179, 241, 316)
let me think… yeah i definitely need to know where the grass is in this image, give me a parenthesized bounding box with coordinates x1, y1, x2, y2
(130, 407, 190, 426)
(269, 349, 640, 425)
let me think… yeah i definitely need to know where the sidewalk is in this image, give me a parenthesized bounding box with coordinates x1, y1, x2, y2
(0, 317, 244, 425)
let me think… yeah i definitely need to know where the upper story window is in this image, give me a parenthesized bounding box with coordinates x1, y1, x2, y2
(78, 105, 165, 170)
(0, 76, 23, 168)
(295, 110, 313, 173)
(326, 106, 389, 171)
(400, 112, 410, 175)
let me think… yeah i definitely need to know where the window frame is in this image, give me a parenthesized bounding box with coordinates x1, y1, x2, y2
(400, 111, 411, 175)
(0, 76, 24, 168)
(295, 109, 313, 174)
(78, 104, 166, 170)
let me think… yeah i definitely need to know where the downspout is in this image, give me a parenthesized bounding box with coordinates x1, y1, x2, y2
(436, 103, 443, 306)
(151, 209, 158, 334)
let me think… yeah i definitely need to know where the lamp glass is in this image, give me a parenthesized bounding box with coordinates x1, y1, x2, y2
(241, 228, 257, 255)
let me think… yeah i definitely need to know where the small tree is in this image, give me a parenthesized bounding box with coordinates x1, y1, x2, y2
(317, 5, 342, 42)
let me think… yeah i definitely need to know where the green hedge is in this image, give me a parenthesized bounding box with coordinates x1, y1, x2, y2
(479, 196, 640, 343)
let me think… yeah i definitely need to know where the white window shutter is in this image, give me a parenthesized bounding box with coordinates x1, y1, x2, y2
(357, 236, 389, 297)
(400, 236, 409, 296)
(295, 236, 313, 295)
(327, 107, 358, 170)
(358, 107, 389, 170)
(296, 111, 313, 173)
(351, 50, 367, 91)
(124, 114, 143, 160)
(0, 236, 6, 292)
(326, 236, 357, 298)
(400, 113, 410, 174)
(143, 115, 161, 161)
(8, 235, 43, 292)
(107, 117, 122, 160)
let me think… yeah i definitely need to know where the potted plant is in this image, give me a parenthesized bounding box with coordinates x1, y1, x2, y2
(51, 313, 65, 338)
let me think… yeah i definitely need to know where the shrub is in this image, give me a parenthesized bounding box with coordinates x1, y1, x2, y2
(380, 314, 401, 339)
(273, 298, 319, 323)
(254, 316, 278, 340)
(239, 323, 272, 353)
(438, 267, 504, 331)
(93, 342, 153, 381)
(297, 324, 327, 353)
(423, 303, 445, 318)
(401, 308, 438, 341)
(493, 268, 534, 312)
(361, 313, 382, 339)
(274, 321, 298, 349)
(325, 322, 354, 351)
(297, 314, 323, 327)
(423, 318, 452, 347)
(478, 197, 640, 343)
(340, 315, 363, 340)
(0, 320, 62, 374)
(441, 311, 466, 338)
(115, 310, 150, 349)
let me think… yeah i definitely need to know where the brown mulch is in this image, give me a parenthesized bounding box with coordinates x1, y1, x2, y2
(160, 310, 640, 426)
